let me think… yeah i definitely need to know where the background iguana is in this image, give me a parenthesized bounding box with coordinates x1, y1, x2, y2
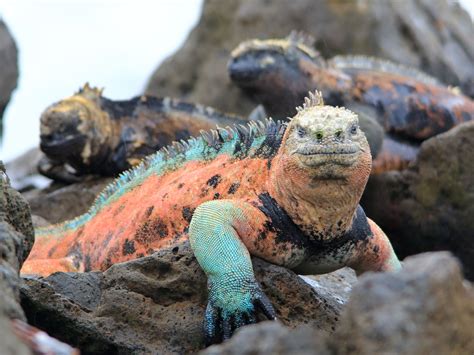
(228, 32, 474, 173)
(22, 92, 401, 343)
(39, 83, 247, 182)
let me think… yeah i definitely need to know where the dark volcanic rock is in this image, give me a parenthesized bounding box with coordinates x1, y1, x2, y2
(24, 177, 113, 224)
(0, 19, 18, 126)
(146, 0, 474, 116)
(202, 321, 328, 355)
(201, 252, 474, 355)
(331, 252, 474, 354)
(0, 162, 34, 320)
(0, 164, 33, 354)
(362, 121, 474, 279)
(21, 242, 350, 354)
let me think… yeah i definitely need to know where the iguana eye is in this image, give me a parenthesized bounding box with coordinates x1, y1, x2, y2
(297, 126, 307, 138)
(350, 124, 358, 135)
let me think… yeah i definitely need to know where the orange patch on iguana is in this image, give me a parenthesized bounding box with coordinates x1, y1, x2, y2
(24, 154, 273, 275)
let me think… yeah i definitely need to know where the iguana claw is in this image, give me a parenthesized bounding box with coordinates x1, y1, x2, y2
(203, 281, 276, 345)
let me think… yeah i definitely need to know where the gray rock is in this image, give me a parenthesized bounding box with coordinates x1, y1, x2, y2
(0, 164, 32, 354)
(146, 0, 474, 117)
(21, 242, 350, 354)
(331, 252, 474, 354)
(0, 19, 18, 127)
(0, 162, 34, 320)
(0, 317, 31, 355)
(200, 252, 474, 355)
(362, 121, 474, 280)
(201, 322, 328, 355)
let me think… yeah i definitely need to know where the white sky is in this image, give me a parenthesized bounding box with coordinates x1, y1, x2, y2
(0, 0, 203, 161)
(0, 0, 472, 162)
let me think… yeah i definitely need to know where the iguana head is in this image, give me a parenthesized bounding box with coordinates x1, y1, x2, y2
(228, 32, 326, 118)
(40, 83, 111, 169)
(274, 91, 371, 183)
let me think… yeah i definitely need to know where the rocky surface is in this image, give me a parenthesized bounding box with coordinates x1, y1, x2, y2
(146, 0, 474, 117)
(21, 242, 354, 354)
(202, 321, 327, 355)
(0, 19, 18, 128)
(0, 163, 33, 354)
(331, 252, 474, 354)
(362, 121, 474, 280)
(202, 252, 474, 355)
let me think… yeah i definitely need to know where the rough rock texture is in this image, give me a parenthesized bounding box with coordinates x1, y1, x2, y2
(21, 242, 353, 354)
(362, 121, 474, 280)
(331, 252, 474, 354)
(202, 322, 328, 355)
(0, 163, 34, 354)
(24, 177, 112, 224)
(146, 0, 474, 117)
(201, 252, 474, 355)
(0, 19, 18, 128)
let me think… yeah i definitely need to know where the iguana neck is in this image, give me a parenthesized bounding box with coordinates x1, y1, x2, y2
(268, 153, 367, 239)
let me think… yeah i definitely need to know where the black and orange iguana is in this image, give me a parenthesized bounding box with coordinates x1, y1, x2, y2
(22, 92, 401, 344)
(39, 83, 247, 181)
(228, 32, 474, 173)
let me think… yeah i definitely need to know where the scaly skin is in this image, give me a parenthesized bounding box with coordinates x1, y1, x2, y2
(228, 32, 474, 173)
(22, 92, 401, 343)
(39, 83, 247, 181)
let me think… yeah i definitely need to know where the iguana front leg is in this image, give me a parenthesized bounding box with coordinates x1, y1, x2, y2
(189, 200, 277, 344)
(348, 217, 402, 275)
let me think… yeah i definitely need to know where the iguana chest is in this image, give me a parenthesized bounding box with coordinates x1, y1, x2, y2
(30, 155, 272, 271)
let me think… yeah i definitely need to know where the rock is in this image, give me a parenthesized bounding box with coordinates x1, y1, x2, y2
(0, 163, 33, 354)
(0, 19, 18, 127)
(5, 148, 50, 192)
(331, 252, 474, 354)
(0, 317, 31, 355)
(201, 322, 328, 355)
(0, 162, 35, 273)
(24, 177, 113, 224)
(201, 252, 474, 355)
(146, 0, 474, 116)
(21, 242, 350, 354)
(361, 121, 474, 279)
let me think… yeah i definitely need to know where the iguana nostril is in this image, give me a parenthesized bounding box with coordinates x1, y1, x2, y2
(315, 131, 324, 140)
(335, 130, 343, 139)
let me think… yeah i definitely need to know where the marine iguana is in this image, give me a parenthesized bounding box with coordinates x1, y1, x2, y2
(22, 92, 401, 343)
(39, 83, 248, 181)
(228, 32, 474, 173)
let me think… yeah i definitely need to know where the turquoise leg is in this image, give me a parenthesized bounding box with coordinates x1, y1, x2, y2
(189, 200, 276, 344)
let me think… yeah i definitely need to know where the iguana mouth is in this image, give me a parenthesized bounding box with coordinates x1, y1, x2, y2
(40, 134, 86, 157)
(295, 145, 358, 156)
(295, 145, 360, 167)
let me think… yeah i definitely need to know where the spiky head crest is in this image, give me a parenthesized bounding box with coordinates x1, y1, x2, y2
(295, 91, 324, 113)
(76, 82, 104, 97)
(230, 32, 321, 60)
(286, 30, 316, 49)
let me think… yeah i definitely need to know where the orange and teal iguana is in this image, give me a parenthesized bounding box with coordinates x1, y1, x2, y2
(21, 92, 401, 344)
